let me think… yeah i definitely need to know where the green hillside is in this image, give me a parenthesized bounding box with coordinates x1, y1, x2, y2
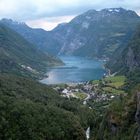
(89, 83, 140, 140)
(90, 24, 140, 140)
(106, 25, 140, 86)
(0, 74, 95, 140)
(0, 24, 62, 79)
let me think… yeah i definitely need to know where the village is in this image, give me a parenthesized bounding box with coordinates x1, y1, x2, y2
(52, 80, 116, 106)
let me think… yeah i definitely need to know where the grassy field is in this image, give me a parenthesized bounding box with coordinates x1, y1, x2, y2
(101, 76, 127, 94)
(91, 76, 127, 95)
(74, 92, 88, 100)
(103, 87, 126, 94)
(104, 76, 126, 89)
(92, 80, 100, 85)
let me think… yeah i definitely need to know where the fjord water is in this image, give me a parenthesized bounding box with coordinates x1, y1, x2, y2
(41, 56, 105, 84)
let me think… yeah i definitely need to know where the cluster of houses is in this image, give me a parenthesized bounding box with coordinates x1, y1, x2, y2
(53, 82, 94, 98)
(53, 82, 115, 105)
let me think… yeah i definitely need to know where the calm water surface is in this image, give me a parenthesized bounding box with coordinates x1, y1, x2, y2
(40, 56, 106, 84)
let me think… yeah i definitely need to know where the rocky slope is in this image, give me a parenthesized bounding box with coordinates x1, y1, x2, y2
(51, 8, 140, 57)
(106, 25, 140, 76)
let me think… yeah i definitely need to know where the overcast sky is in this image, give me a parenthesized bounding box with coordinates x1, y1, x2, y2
(0, 0, 140, 30)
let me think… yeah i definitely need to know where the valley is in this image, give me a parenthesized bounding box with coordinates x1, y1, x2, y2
(0, 6, 140, 140)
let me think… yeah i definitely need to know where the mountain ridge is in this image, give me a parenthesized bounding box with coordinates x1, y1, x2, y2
(1, 8, 140, 58)
(51, 8, 140, 57)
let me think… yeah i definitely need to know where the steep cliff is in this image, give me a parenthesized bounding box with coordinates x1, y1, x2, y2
(107, 25, 140, 75)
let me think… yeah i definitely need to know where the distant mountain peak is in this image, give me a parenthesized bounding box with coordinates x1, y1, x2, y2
(83, 7, 137, 15)
(1, 18, 26, 26)
(100, 7, 139, 17)
(107, 8, 121, 12)
(102, 7, 125, 12)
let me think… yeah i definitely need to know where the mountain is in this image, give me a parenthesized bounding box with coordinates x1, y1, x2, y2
(0, 23, 62, 79)
(0, 18, 61, 55)
(88, 20, 140, 140)
(1, 8, 140, 58)
(51, 8, 140, 57)
(107, 25, 140, 72)
(89, 26, 140, 139)
(106, 24, 140, 87)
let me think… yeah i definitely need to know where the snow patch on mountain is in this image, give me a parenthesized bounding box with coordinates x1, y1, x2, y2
(107, 8, 120, 13)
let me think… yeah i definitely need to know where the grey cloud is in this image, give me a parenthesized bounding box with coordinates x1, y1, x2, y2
(0, 0, 140, 21)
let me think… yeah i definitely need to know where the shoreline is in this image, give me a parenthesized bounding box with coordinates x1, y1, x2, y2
(39, 56, 111, 85)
